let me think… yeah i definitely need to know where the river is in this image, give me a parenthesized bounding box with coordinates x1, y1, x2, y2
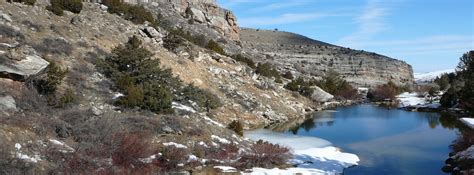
(247, 104, 462, 175)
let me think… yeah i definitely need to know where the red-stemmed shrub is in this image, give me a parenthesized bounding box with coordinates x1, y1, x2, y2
(237, 141, 292, 169)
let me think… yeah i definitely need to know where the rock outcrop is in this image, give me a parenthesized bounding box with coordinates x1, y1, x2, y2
(240, 28, 414, 87)
(89, 0, 241, 42)
(311, 86, 334, 102)
(0, 45, 49, 81)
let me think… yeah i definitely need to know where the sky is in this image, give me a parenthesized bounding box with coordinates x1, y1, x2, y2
(217, 0, 474, 73)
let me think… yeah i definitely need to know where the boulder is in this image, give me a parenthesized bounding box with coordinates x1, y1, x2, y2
(0, 45, 49, 81)
(190, 8, 206, 23)
(311, 86, 334, 102)
(70, 16, 84, 26)
(0, 95, 17, 112)
(0, 11, 12, 23)
(99, 4, 109, 11)
(143, 26, 162, 39)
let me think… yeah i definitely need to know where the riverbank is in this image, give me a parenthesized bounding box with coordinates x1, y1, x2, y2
(244, 129, 360, 174)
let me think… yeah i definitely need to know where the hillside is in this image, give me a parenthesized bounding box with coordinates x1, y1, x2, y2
(240, 28, 414, 87)
(414, 69, 455, 83)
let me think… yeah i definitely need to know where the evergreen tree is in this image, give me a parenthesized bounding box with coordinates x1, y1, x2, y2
(459, 51, 474, 115)
(100, 36, 176, 113)
(435, 74, 450, 91)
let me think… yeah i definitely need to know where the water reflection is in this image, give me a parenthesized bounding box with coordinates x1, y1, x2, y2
(264, 105, 463, 175)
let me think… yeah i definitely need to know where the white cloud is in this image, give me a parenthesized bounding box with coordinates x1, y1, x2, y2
(338, 0, 391, 48)
(362, 35, 474, 55)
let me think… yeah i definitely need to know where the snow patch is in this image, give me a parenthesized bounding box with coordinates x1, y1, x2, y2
(203, 116, 225, 127)
(214, 166, 238, 173)
(140, 154, 157, 163)
(112, 93, 124, 99)
(414, 69, 455, 83)
(245, 130, 359, 174)
(211, 135, 231, 144)
(188, 155, 198, 162)
(397, 92, 441, 109)
(172, 102, 196, 113)
(49, 139, 74, 152)
(163, 142, 188, 148)
(198, 141, 209, 147)
(15, 143, 41, 163)
(460, 118, 474, 129)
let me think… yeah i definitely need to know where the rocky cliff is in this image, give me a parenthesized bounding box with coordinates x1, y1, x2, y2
(240, 28, 414, 87)
(132, 0, 240, 42)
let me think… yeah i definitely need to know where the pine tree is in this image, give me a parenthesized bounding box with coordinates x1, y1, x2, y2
(459, 51, 474, 115)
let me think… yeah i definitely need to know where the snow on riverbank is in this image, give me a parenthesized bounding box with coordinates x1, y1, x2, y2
(244, 130, 359, 175)
(397, 92, 441, 109)
(460, 118, 474, 129)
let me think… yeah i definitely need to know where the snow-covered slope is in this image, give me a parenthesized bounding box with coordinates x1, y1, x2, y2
(414, 69, 455, 83)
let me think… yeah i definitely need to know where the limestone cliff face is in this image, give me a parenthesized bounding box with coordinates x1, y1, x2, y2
(240, 28, 414, 87)
(115, 0, 240, 41)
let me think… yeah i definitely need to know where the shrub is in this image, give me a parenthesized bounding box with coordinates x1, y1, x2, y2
(284, 77, 303, 92)
(274, 78, 283, 84)
(115, 84, 145, 108)
(57, 88, 76, 107)
(7, 0, 35, 5)
(46, 0, 64, 16)
(231, 54, 256, 69)
(102, 0, 156, 25)
(111, 132, 152, 168)
(316, 69, 345, 95)
(256, 62, 281, 79)
(427, 85, 440, 102)
(123, 5, 155, 24)
(369, 81, 400, 101)
(180, 84, 222, 112)
(47, 0, 83, 16)
(64, 0, 83, 13)
(228, 120, 243, 136)
(238, 141, 291, 169)
(206, 144, 239, 162)
(34, 38, 73, 55)
(435, 74, 450, 91)
(299, 85, 314, 98)
(333, 81, 359, 100)
(35, 60, 68, 95)
(141, 83, 173, 113)
(0, 25, 25, 42)
(206, 40, 226, 55)
(282, 71, 294, 80)
(441, 87, 459, 108)
(163, 34, 186, 52)
(284, 77, 314, 98)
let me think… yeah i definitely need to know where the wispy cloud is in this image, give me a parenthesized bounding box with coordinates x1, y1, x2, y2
(362, 35, 474, 55)
(338, 0, 391, 48)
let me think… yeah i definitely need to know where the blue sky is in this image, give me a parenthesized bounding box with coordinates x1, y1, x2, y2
(217, 0, 474, 73)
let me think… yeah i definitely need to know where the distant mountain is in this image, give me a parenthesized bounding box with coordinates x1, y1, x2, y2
(414, 69, 455, 83)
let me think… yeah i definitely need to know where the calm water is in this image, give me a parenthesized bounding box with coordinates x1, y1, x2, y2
(272, 104, 461, 175)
